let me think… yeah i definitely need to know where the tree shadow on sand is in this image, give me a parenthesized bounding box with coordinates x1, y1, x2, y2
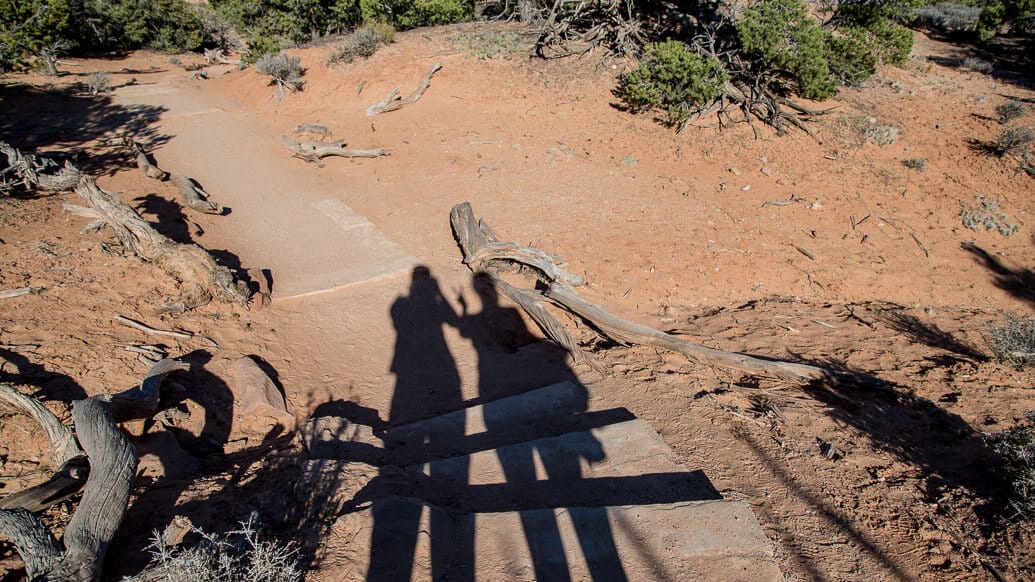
(0, 82, 169, 178)
(792, 357, 1009, 517)
(961, 241, 1035, 309)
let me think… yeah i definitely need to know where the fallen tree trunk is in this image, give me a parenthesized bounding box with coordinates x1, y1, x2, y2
(169, 173, 223, 215)
(0, 359, 189, 581)
(280, 136, 390, 165)
(1, 142, 249, 310)
(366, 63, 443, 116)
(450, 202, 862, 384)
(124, 139, 167, 181)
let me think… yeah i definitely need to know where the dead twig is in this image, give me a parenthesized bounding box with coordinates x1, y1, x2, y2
(0, 287, 44, 300)
(367, 63, 443, 116)
(115, 315, 193, 340)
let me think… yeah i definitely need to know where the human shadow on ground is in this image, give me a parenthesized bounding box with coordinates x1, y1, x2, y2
(316, 267, 722, 581)
(795, 357, 1008, 515)
(961, 240, 1035, 308)
(0, 82, 169, 178)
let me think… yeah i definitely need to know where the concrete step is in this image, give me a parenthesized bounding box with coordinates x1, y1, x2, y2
(314, 496, 782, 582)
(407, 419, 721, 512)
(383, 381, 635, 465)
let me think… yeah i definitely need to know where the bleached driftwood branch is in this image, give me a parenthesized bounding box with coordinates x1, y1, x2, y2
(450, 202, 865, 384)
(366, 63, 443, 116)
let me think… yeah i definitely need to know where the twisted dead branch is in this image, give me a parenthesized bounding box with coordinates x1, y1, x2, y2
(535, 0, 643, 58)
(0, 142, 249, 310)
(367, 63, 443, 116)
(280, 136, 390, 165)
(0, 359, 188, 581)
(124, 139, 168, 181)
(169, 173, 223, 215)
(450, 202, 866, 384)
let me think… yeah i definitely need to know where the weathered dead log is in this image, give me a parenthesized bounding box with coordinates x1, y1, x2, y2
(450, 202, 855, 384)
(366, 63, 443, 116)
(203, 48, 240, 66)
(0, 359, 188, 581)
(74, 176, 247, 310)
(0, 384, 88, 513)
(124, 139, 167, 181)
(3, 142, 248, 310)
(280, 136, 390, 165)
(169, 173, 223, 215)
(0, 142, 81, 193)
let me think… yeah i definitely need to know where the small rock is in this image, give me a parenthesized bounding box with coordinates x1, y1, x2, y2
(728, 167, 741, 176)
(233, 356, 288, 414)
(741, 185, 752, 191)
(621, 155, 638, 164)
(760, 167, 773, 177)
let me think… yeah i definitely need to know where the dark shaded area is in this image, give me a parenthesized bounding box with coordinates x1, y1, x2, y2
(734, 429, 918, 582)
(796, 357, 1008, 514)
(341, 267, 723, 580)
(311, 400, 385, 430)
(961, 241, 1035, 308)
(132, 193, 196, 244)
(0, 348, 87, 401)
(369, 265, 468, 581)
(922, 34, 1035, 91)
(106, 352, 289, 579)
(0, 82, 169, 178)
(876, 308, 988, 362)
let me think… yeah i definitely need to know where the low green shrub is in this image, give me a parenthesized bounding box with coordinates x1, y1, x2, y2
(961, 195, 1020, 235)
(995, 125, 1035, 156)
(987, 313, 1035, 368)
(737, 0, 837, 100)
(244, 34, 281, 64)
(256, 51, 304, 93)
(985, 412, 1035, 518)
(618, 40, 729, 126)
(997, 101, 1030, 124)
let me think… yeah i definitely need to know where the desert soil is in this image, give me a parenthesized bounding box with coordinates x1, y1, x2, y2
(1, 21, 1034, 581)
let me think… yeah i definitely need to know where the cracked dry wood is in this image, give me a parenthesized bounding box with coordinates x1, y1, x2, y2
(0, 142, 250, 310)
(0, 359, 188, 582)
(169, 173, 223, 215)
(366, 62, 443, 116)
(281, 135, 390, 165)
(450, 202, 856, 384)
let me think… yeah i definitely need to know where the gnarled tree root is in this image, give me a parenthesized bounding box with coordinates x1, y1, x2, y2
(450, 202, 870, 385)
(1, 142, 249, 310)
(0, 359, 189, 582)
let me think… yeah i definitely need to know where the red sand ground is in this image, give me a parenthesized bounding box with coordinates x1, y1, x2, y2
(1, 21, 1033, 581)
